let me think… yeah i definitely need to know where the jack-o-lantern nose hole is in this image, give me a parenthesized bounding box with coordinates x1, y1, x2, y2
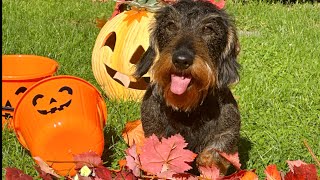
(104, 32, 116, 51)
(5, 101, 12, 108)
(50, 98, 57, 104)
(130, 45, 145, 64)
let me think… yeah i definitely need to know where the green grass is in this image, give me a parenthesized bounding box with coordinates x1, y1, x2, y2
(2, 0, 320, 178)
(227, 1, 320, 176)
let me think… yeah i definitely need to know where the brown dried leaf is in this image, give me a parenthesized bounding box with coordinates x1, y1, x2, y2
(122, 119, 145, 153)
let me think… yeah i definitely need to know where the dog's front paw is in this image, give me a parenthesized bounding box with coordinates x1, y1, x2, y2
(196, 148, 230, 175)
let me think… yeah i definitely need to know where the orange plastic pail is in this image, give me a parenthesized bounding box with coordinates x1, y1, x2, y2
(13, 75, 107, 176)
(2, 55, 58, 128)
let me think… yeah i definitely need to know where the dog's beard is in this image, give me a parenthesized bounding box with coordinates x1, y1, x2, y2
(152, 53, 216, 111)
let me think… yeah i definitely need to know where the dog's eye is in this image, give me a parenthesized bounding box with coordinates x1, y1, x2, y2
(202, 25, 214, 35)
(166, 21, 177, 32)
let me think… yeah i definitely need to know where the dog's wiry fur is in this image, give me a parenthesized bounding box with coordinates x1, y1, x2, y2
(134, 0, 241, 174)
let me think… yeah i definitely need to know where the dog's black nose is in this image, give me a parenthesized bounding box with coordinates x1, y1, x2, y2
(172, 51, 194, 69)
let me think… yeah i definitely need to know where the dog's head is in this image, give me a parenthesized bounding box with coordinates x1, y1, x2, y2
(135, 0, 240, 111)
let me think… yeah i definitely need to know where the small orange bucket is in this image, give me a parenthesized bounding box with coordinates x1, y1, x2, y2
(2, 55, 58, 128)
(13, 75, 107, 176)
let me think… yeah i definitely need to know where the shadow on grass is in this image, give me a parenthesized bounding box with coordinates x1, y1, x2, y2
(227, 137, 252, 175)
(238, 137, 252, 169)
(101, 125, 124, 167)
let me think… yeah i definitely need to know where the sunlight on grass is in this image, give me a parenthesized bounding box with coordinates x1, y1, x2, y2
(228, 1, 320, 176)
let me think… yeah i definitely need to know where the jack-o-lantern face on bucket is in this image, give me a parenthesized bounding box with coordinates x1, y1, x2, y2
(2, 86, 28, 119)
(13, 76, 107, 176)
(32, 86, 73, 115)
(2, 54, 59, 129)
(92, 9, 154, 101)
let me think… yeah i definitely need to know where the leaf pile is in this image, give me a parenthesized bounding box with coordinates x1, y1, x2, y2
(4, 120, 320, 179)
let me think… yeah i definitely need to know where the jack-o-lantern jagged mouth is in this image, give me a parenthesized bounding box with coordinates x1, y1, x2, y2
(105, 64, 150, 90)
(37, 100, 72, 115)
(2, 105, 14, 119)
(2, 86, 28, 119)
(32, 86, 73, 115)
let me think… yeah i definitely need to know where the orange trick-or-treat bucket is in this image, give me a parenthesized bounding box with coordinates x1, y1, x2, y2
(2, 55, 58, 129)
(13, 75, 107, 176)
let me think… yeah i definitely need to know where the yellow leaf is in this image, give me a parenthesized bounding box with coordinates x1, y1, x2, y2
(80, 165, 92, 177)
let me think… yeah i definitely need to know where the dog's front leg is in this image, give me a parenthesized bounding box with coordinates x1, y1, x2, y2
(197, 104, 240, 174)
(196, 131, 239, 174)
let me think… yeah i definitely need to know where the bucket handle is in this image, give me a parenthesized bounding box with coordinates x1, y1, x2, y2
(97, 97, 107, 129)
(13, 115, 29, 149)
(14, 128, 29, 150)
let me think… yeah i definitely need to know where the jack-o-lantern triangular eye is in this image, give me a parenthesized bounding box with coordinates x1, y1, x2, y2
(15, 87, 27, 95)
(104, 32, 116, 51)
(58, 86, 73, 95)
(50, 98, 57, 104)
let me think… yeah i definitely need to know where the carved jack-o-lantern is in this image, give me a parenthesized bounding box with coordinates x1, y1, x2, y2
(14, 76, 107, 176)
(2, 55, 58, 128)
(92, 9, 153, 101)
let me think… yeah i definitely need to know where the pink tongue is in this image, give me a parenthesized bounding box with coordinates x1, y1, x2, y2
(170, 74, 191, 95)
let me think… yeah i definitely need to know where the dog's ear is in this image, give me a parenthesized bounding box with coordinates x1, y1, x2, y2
(134, 46, 156, 78)
(217, 27, 240, 88)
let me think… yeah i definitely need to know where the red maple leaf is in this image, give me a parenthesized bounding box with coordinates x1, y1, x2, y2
(284, 160, 318, 180)
(286, 160, 306, 172)
(4, 167, 33, 180)
(114, 169, 138, 180)
(109, 0, 128, 20)
(33, 157, 61, 178)
(73, 151, 103, 169)
(216, 150, 242, 170)
(125, 144, 142, 177)
(139, 134, 197, 178)
(264, 164, 282, 180)
(76, 174, 92, 180)
(172, 173, 198, 180)
(34, 166, 54, 180)
(199, 165, 220, 180)
(207, 0, 226, 9)
(95, 166, 113, 179)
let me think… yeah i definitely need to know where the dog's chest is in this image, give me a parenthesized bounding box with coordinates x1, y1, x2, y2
(163, 109, 219, 151)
